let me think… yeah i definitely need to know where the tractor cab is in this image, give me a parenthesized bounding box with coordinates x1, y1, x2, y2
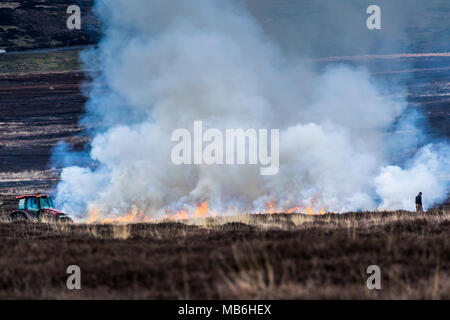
(18, 194, 54, 210)
(12, 194, 73, 223)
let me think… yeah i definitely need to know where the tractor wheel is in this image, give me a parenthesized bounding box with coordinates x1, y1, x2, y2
(10, 212, 30, 222)
(59, 216, 74, 224)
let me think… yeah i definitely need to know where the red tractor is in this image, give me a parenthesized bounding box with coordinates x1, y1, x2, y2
(10, 194, 73, 223)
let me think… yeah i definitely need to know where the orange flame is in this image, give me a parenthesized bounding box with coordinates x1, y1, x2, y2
(194, 201, 209, 218)
(261, 199, 326, 215)
(87, 206, 154, 224)
(85, 198, 328, 224)
(171, 210, 188, 220)
(263, 199, 278, 214)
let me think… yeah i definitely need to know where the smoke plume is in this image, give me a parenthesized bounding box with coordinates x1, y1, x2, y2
(55, 0, 449, 219)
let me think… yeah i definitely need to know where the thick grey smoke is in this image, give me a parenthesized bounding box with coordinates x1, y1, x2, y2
(55, 0, 449, 219)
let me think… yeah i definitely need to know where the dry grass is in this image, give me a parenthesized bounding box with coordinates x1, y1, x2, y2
(0, 208, 449, 299)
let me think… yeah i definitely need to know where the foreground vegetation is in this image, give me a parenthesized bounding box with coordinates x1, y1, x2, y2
(0, 209, 449, 299)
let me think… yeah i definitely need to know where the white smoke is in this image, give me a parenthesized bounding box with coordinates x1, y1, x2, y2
(55, 0, 449, 218)
(375, 144, 450, 211)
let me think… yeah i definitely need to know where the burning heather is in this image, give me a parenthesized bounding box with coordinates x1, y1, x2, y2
(54, 0, 449, 222)
(85, 200, 326, 224)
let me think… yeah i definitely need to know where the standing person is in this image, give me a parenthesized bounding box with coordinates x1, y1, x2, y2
(415, 192, 423, 212)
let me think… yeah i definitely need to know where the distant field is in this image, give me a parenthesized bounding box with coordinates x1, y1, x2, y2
(0, 209, 449, 299)
(0, 70, 87, 192)
(0, 49, 82, 73)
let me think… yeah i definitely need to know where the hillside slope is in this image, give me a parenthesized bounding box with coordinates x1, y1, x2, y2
(0, 1, 99, 51)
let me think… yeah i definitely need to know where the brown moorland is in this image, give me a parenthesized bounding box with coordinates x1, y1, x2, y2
(0, 209, 448, 299)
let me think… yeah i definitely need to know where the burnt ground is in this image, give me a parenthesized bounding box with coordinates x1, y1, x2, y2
(0, 71, 88, 195)
(0, 210, 449, 299)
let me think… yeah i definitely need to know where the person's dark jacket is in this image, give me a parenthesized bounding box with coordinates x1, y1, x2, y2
(415, 194, 422, 205)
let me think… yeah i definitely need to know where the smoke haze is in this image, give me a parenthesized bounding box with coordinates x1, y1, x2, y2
(54, 0, 449, 219)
